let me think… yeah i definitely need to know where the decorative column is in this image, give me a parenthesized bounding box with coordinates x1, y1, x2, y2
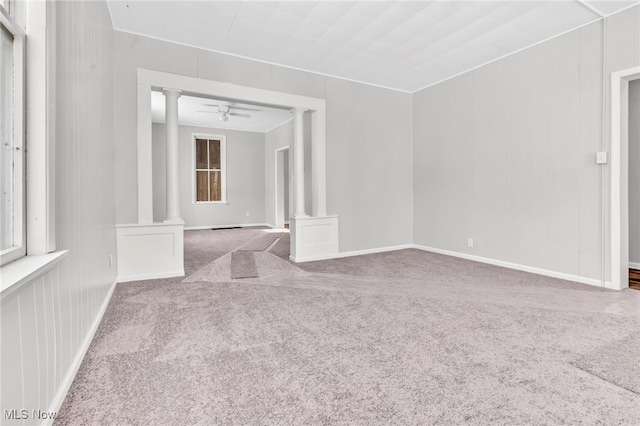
(292, 108, 308, 218)
(163, 88, 182, 223)
(311, 109, 327, 217)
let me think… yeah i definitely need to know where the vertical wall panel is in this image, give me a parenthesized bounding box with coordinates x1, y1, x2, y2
(0, 294, 24, 420)
(0, 0, 117, 421)
(18, 284, 40, 414)
(579, 22, 605, 279)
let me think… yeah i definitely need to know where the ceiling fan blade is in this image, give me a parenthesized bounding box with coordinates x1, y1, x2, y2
(229, 113, 251, 118)
(202, 103, 222, 108)
(196, 110, 217, 113)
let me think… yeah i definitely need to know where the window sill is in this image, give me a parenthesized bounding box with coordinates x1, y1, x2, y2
(192, 201, 229, 206)
(0, 250, 69, 299)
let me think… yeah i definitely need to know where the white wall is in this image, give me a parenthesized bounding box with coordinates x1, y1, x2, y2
(113, 31, 413, 252)
(412, 7, 640, 283)
(630, 80, 640, 265)
(0, 0, 116, 421)
(152, 123, 265, 228)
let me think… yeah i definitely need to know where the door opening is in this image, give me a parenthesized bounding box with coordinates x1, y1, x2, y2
(629, 79, 640, 290)
(611, 66, 640, 290)
(275, 146, 290, 229)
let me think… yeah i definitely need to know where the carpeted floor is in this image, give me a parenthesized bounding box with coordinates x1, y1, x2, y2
(55, 228, 640, 425)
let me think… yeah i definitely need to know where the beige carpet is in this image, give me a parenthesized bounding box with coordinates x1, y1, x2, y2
(55, 228, 640, 425)
(230, 251, 259, 279)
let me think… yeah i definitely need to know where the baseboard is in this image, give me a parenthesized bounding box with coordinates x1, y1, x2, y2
(185, 223, 270, 230)
(291, 244, 414, 263)
(44, 277, 118, 425)
(117, 270, 185, 283)
(630, 262, 640, 270)
(412, 244, 610, 289)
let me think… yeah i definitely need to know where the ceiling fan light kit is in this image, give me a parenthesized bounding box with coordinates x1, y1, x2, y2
(195, 103, 255, 122)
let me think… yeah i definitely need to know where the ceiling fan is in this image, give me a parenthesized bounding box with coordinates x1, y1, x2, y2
(197, 104, 257, 122)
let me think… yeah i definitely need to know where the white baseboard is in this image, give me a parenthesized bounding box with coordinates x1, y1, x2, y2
(117, 270, 185, 283)
(185, 223, 270, 230)
(291, 244, 413, 263)
(45, 278, 118, 425)
(412, 244, 611, 289)
(630, 262, 640, 270)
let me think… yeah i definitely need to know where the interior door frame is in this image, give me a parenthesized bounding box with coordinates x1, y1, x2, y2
(611, 66, 640, 290)
(274, 146, 290, 229)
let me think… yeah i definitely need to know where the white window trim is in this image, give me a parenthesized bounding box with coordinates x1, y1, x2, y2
(192, 133, 227, 205)
(1, 0, 56, 287)
(0, 5, 26, 266)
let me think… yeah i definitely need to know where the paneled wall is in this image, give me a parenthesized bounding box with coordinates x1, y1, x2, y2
(412, 7, 640, 283)
(113, 31, 414, 252)
(151, 124, 266, 228)
(0, 0, 116, 422)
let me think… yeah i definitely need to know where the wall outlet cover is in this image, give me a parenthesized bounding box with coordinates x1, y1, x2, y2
(596, 151, 608, 164)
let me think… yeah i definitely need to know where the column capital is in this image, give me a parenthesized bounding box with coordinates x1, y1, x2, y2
(291, 107, 308, 114)
(162, 88, 182, 98)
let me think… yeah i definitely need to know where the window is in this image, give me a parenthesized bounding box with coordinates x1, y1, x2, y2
(1, 1, 25, 266)
(194, 135, 226, 203)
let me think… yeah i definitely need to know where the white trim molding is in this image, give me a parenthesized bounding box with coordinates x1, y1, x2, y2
(611, 66, 640, 291)
(274, 146, 290, 229)
(136, 68, 335, 262)
(294, 243, 414, 263)
(293, 242, 614, 289)
(413, 245, 612, 289)
(630, 262, 640, 270)
(26, 0, 57, 255)
(0, 250, 68, 297)
(184, 223, 270, 231)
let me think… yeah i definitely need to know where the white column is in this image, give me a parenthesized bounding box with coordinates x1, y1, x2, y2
(137, 84, 154, 224)
(311, 109, 327, 217)
(163, 88, 182, 223)
(292, 108, 308, 218)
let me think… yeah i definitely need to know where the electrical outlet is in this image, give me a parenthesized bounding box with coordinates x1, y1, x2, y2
(468, 238, 474, 248)
(245, 211, 250, 217)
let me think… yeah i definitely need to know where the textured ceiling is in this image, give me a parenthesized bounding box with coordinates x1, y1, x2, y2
(109, 1, 639, 92)
(151, 92, 293, 132)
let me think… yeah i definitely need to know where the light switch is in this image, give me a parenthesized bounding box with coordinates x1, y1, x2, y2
(596, 151, 608, 165)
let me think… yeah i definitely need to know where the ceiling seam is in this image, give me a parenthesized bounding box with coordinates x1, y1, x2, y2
(411, 16, 604, 94)
(575, 0, 606, 18)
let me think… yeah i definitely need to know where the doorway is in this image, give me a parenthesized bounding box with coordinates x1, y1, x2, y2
(611, 66, 640, 290)
(629, 79, 640, 290)
(275, 146, 290, 229)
